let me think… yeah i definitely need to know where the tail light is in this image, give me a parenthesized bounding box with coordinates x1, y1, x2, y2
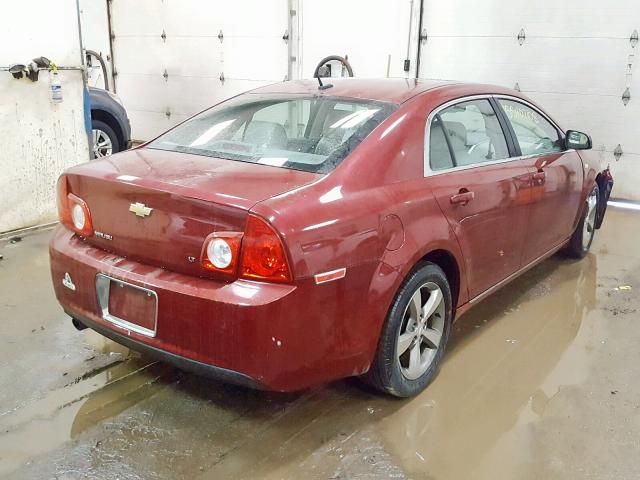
(201, 216, 292, 283)
(201, 232, 243, 275)
(57, 176, 94, 237)
(239, 214, 292, 283)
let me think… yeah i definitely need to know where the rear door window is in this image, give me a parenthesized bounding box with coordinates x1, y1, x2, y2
(436, 99, 510, 167)
(429, 116, 455, 170)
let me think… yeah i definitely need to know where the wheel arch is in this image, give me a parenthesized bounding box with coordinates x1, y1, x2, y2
(389, 243, 465, 316)
(91, 109, 125, 150)
(419, 249, 461, 313)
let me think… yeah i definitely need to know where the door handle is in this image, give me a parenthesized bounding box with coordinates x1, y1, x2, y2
(450, 189, 475, 205)
(532, 170, 546, 184)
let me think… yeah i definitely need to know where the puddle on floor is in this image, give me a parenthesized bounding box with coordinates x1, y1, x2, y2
(0, 354, 175, 477)
(3, 208, 640, 479)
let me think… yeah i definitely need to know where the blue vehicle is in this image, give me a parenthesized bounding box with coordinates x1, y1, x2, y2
(89, 87, 131, 158)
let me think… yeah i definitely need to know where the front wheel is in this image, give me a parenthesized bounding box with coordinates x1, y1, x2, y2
(91, 120, 120, 158)
(565, 184, 599, 258)
(364, 262, 452, 397)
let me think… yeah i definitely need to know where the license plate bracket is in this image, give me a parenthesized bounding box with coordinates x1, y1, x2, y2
(96, 274, 158, 337)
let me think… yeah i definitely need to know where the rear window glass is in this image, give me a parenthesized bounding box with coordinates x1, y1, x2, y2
(148, 94, 397, 173)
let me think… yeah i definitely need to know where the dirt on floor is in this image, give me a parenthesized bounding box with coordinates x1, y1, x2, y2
(1, 207, 639, 480)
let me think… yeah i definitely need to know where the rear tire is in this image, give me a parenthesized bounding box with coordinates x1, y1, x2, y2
(364, 262, 452, 397)
(565, 184, 599, 258)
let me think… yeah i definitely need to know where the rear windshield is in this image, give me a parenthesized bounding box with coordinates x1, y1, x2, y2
(147, 94, 397, 173)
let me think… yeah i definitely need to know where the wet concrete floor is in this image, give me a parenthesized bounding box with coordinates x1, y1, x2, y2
(1, 207, 639, 479)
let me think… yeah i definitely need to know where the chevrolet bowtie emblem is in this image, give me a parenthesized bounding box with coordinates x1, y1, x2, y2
(129, 202, 153, 217)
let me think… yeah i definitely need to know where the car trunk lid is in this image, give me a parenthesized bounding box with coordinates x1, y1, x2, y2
(65, 148, 320, 279)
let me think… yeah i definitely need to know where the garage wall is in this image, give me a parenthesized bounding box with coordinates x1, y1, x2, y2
(0, 1, 90, 233)
(418, 0, 639, 200)
(107, 0, 289, 141)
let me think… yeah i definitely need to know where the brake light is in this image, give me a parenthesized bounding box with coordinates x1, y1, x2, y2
(56, 176, 70, 225)
(56, 176, 93, 237)
(201, 232, 242, 275)
(240, 215, 292, 283)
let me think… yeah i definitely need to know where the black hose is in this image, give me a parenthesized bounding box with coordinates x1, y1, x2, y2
(85, 49, 109, 91)
(313, 55, 354, 78)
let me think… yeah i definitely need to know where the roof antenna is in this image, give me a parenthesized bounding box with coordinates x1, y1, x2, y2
(317, 75, 332, 90)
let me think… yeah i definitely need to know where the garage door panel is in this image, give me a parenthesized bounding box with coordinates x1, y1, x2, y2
(223, 37, 287, 80)
(219, 0, 287, 37)
(127, 76, 274, 141)
(127, 111, 191, 142)
(162, 0, 219, 36)
(421, 37, 531, 87)
(112, 37, 167, 76)
(526, 91, 640, 155)
(163, 37, 223, 77)
(609, 153, 640, 200)
(423, 0, 637, 37)
(110, 1, 287, 140)
(110, 0, 165, 37)
(161, 0, 286, 38)
(112, 0, 287, 38)
(518, 39, 629, 96)
(116, 74, 168, 115)
(165, 78, 222, 116)
(305, 39, 409, 78)
(422, 37, 629, 96)
(301, 0, 412, 78)
(166, 77, 273, 116)
(118, 74, 245, 120)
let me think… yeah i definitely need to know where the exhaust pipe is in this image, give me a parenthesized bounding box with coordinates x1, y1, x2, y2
(71, 317, 88, 331)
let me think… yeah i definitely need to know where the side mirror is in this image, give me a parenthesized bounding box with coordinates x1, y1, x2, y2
(565, 130, 592, 150)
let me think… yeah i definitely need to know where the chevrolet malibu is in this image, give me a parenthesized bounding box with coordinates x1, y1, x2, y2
(50, 79, 613, 397)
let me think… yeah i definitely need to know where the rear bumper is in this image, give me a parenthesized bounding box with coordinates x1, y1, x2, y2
(69, 311, 263, 389)
(49, 226, 376, 391)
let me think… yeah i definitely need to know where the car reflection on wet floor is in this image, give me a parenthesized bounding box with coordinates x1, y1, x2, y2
(1, 207, 640, 480)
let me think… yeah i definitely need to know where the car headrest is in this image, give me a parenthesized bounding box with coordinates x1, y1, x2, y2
(244, 121, 288, 149)
(443, 121, 467, 146)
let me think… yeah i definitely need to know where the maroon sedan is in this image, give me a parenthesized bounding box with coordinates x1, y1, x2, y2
(50, 79, 613, 397)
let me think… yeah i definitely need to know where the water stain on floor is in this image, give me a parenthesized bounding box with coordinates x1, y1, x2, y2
(1, 208, 639, 479)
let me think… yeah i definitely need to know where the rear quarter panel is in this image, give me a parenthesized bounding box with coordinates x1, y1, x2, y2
(251, 92, 469, 365)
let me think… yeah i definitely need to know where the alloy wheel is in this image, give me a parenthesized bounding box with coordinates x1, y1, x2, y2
(92, 129, 113, 158)
(397, 282, 446, 380)
(582, 189, 598, 250)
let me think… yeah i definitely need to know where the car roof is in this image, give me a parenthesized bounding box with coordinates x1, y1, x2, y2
(248, 78, 464, 104)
